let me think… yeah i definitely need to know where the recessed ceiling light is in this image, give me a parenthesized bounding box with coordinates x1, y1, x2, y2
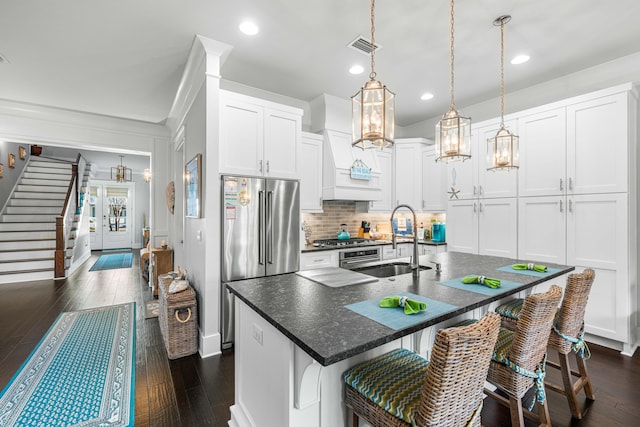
(239, 21, 259, 36)
(511, 54, 530, 65)
(420, 92, 434, 101)
(349, 65, 364, 75)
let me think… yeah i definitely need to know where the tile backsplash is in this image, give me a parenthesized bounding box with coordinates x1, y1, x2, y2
(301, 200, 445, 242)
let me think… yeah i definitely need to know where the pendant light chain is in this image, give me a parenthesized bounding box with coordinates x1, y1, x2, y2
(449, 0, 455, 109)
(369, 0, 376, 80)
(499, 17, 505, 127)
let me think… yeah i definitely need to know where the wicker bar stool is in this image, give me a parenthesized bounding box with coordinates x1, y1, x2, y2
(343, 312, 500, 427)
(494, 269, 596, 419)
(484, 285, 563, 427)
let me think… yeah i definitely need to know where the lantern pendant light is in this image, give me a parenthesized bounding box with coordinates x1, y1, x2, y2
(436, 0, 471, 163)
(487, 15, 519, 171)
(352, 0, 395, 150)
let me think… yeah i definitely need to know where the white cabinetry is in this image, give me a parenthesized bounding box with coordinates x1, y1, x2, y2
(219, 90, 302, 179)
(514, 86, 637, 350)
(381, 245, 397, 260)
(395, 138, 428, 209)
(369, 149, 394, 212)
(300, 132, 323, 212)
(446, 119, 517, 200)
(397, 243, 413, 258)
(300, 251, 339, 270)
(421, 146, 446, 212)
(447, 198, 517, 258)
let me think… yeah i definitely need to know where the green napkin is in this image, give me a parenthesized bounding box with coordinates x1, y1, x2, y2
(461, 275, 501, 289)
(379, 296, 427, 315)
(512, 263, 547, 273)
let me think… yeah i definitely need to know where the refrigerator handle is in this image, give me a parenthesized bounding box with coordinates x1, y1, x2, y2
(258, 190, 265, 265)
(267, 190, 274, 264)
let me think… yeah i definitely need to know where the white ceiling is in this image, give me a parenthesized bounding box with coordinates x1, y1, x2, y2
(1, 0, 640, 128)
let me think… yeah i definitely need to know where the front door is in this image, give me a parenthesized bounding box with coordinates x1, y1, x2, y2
(89, 182, 134, 250)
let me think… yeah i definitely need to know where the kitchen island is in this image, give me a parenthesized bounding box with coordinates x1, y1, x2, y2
(226, 252, 574, 427)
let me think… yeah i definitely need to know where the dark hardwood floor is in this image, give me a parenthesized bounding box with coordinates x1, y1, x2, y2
(0, 250, 638, 426)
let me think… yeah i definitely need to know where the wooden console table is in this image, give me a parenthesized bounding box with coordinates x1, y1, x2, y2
(151, 247, 173, 297)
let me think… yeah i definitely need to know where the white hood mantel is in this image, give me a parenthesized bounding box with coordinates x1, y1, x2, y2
(321, 129, 382, 201)
(311, 93, 383, 201)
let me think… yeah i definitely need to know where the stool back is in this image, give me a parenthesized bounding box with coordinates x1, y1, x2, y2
(415, 312, 501, 427)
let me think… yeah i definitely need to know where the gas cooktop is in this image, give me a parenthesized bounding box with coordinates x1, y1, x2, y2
(312, 238, 378, 248)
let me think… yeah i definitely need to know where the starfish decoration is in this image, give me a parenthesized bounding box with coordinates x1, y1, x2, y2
(448, 186, 460, 199)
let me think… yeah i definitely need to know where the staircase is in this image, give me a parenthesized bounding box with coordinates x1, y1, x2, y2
(0, 157, 76, 283)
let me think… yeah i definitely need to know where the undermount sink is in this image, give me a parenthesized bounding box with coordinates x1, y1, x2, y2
(352, 262, 432, 278)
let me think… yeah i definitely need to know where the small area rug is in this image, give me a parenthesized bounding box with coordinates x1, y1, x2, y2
(145, 300, 159, 319)
(0, 302, 136, 426)
(89, 253, 133, 271)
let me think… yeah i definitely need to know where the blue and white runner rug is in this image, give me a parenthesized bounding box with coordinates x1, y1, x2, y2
(0, 302, 136, 427)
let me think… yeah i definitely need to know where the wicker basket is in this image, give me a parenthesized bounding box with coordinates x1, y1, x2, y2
(158, 276, 198, 359)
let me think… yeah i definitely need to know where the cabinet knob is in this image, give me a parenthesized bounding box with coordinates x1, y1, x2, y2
(560, 178, 564, 191)
(559, 199, 563, 212)
(259, 160, 263, 172)
(266, 160, 270, 173)
(569, 177, 573, 191)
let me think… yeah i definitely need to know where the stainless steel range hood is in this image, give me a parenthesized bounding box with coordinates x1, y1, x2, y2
(311, 94, 383, 201)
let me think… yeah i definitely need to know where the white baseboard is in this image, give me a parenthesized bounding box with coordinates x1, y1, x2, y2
(199, 330, 222, 358)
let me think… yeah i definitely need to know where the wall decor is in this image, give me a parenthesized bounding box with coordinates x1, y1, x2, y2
(30, 145, 43, 156)
(0, 163, 3, 178)
(8, 153, 15, 168)
(185, 153, 202, 218)
(19, 146, 26, 160)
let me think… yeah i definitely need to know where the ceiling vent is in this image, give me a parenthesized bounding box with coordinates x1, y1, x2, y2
(347, 36, 382, 56)
(0, 53, 9, 64)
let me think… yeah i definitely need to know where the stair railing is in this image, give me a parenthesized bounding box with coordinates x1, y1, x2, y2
(55, 156, 81, 278)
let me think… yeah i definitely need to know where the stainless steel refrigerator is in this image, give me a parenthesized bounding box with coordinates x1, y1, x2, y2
(220, 175, 300, 347)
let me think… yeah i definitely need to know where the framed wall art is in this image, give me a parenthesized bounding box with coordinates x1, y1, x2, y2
(0, 163, 3, 178)
(8, 153, 15, 168)
(185, 153, 202, 218)
(18, 146, 26, 160)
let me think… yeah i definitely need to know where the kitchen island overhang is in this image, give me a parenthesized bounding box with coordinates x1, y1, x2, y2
(226, 251, 574, 427)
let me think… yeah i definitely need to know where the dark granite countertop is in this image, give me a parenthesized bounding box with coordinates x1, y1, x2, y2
(301, 239, 447, 253)
(226, 251, 573, 366)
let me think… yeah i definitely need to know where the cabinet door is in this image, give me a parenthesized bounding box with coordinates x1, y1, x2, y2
(300, 133, 323, 212)
(219, 98, 264, 176)
(382, 245, 397, 260)
(518, 108, 566, 197)
(478, 198, 518, 258)
(567, 92, 628, 194)
(445, 138, 477, 200)
(395, 143, 421, 208)
(477, 120, 518, 198)
(446, 200, 478, 254)
(518, 196, 566, 265)
(369, 149, 394, 212)
(264, 108, 301, 179)
(422, 147, 446, 211)
(567, 193, 628, 342)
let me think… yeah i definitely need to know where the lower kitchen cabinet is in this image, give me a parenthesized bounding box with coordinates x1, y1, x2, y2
(381, 245, 397, 260)
(568, 193, 630, 344)
(446, 198, 517, 258)
(300, 251, 339, 270)
(420, 244, 447, 256)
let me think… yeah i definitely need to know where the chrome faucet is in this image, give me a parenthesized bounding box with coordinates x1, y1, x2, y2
(390, 204, 420, 277)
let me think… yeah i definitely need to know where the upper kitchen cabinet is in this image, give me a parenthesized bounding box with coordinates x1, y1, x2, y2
(567, 92, 629, 194)
(367, 148, 394, 212)
(475, 119, 518, 198)
(518, 90, 630, 197)
(445, 118, 518, 200)
(219, 90, 302, 179)
(421, 145, 446, 212)
(395, 138, 428, 209)
(518, 107, 567, 197)
(299, 132, 323, 212)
